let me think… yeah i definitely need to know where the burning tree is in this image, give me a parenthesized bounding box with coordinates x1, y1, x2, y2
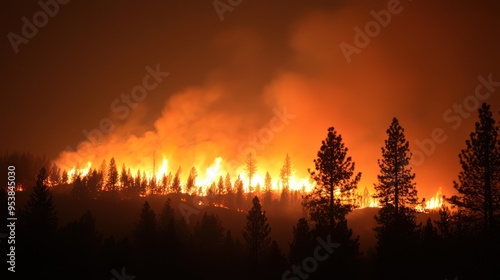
(186, 167, 198, 194)
(245, 152, 257, 192)
(280, 153, 292, 205)
(449, 103, 500, 240)
(170, 167, 182, 194)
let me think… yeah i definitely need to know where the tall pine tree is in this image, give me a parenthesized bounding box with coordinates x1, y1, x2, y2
(20, 167, 58, 276)
(303, 127, 361, 240)
(449, 102, 500, 237)
(243, 196, 272, 270)
(373, 117, 420, 280)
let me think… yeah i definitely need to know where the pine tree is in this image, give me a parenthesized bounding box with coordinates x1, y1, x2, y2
(61, 169, 69, 185)
(280, 153, 292, 194)
(289, 218, 312, 265)
(245, 152, 257, 192)
(373, 117, 420, 279)
(449, 103, 500, 237)
(263, 171, 273, 206)
(194, 212, 225, 252)
(158, 198, 177, 247)
(21, 167, 59, 275)
(224, 173, 232, 194)
(49, 162, 61, 186)
(186, 167, 197, 194)
(171, 167, 182, 194)
(106, 157, 118, 192)
(135, 169, 142, 196)
(243, 196, 272, 270)
(217, 175, 225, 195)
(303, 126, 361, 237)
(235, 176, 244, 209)
(23, 167, 58, 237)
(71, 175, 88, 200)
(120, 164, 128, 192)
(374, 118, 419, 220)
(134, 201, 157, 245)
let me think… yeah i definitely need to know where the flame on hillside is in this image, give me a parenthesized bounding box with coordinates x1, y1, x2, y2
(57, 154, 316, 195)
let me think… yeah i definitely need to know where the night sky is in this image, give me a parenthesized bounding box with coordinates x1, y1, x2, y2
(1, 0, 500, 199)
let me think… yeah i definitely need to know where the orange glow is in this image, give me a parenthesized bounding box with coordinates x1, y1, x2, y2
(67, 161, 92, 180)
(57, 153, 316, 197)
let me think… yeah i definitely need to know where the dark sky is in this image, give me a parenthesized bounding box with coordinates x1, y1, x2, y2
(1, 0, 499, 199)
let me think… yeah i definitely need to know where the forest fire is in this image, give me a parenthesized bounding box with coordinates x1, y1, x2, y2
(55, 153, 316, 196)
(54, 153, 444, 212)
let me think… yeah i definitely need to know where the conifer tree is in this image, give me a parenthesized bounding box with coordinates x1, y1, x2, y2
(243, 196, 272, 268)
(449, 103, 500, 237)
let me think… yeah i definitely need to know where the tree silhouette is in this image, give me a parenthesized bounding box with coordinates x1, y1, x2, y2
(303, 127, 361, 238)
(243, 196, 272, 270)
(71, 175, 88, 200)
(120, 163, 129, 193)
(134, 201, 157, 245)
(186, 166, 198, 194)
(194, 212, 225, 252)
(449, 103, 499, 238)
(280, 154, 292, 205)
(263, 171, 273, 206)
(20, 167, 58, 276)
(448, 103, 500, 278)
(373, 117, 420, 280)
(106, 157, 118, 192)
(289, 217, 313, 265)
(23, 167, 58, 237)
(192, 212, 227, 277)
(245, 152, 257, 192)
(49, 162, 61, 185)
(61, 169, 69, 184)
(171, 167, 182, 194)
(57, 211, 102, 279)
(374, 118, 419, 217)
(235, 176, 245, 209)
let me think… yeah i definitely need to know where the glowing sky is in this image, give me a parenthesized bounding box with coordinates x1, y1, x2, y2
(1, 0, 499, 200)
